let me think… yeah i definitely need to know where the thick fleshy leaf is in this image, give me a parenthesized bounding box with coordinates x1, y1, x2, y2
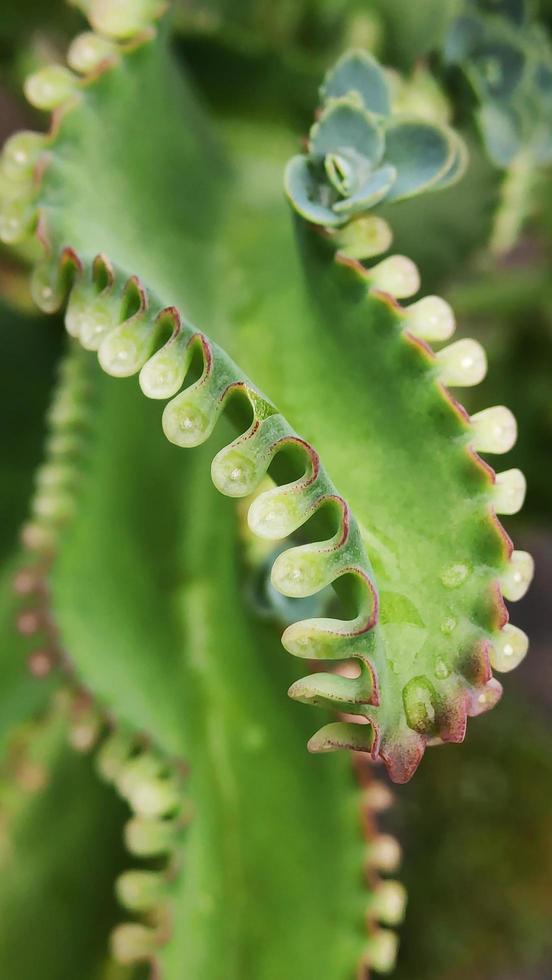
(444, 0, 552, 172)
(284, 154, 342, 227)
(324, 147, 372, 197)
(332, 164, 397, 215)
(468, 40, 526, 100)
(320, 49, 391, 116)
(428, 131, 469, 191)
(0, 558, 57, 753)
(383, 120, 455, 201)
(5, 16, 522, 790)
(0, 33, 528, 980)
(10, 30, 379, 976)
(0, 706, 129, 980)
(52, 392, 370, 977)
(478, 102, 522, 165)
(443, 14, 481, 63)
(310, 99, 384, 166)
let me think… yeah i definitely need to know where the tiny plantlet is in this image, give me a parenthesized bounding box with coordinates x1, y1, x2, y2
(0, 1, 545, 978)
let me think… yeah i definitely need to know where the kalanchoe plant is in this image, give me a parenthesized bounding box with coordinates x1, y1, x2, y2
(0, 0, 540, 977)
(444, 0, 552, 167)
(285, 50, 467, 227)
(444, 0, 552, 253)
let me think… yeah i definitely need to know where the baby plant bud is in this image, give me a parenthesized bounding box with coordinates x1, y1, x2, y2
(500, 550, 534, 601)
(491, 624, 529, 672)
(362, 929, 399, 974)
(111, 923, 158, 964)
(403, 295, 456, 341)
(124, 816, 177, 857)
(436, 338, 487, 386)
(365, 834, 402, 872)
(367, 881, 408, 926)
(470, 406, 517, 454)
(90, 0, 165, 39)
(67, 32, 118, 74)
(335, 215, 393, 260)
(116, 870, 166, 912)
(24, 65, 78, 110)
(494, 468, 526, 514)
(369, 255, 420, 298)
(1, 131, 46, 180)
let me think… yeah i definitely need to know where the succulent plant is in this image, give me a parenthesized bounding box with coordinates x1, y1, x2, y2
(0, 0, 543, 977)
(445, 0, 552, 167)
(285, 50, 467, 226)
(444, 0, 552, 252)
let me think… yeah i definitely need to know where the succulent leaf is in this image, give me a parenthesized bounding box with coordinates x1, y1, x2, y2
(310, 99, 385, 164)
(1, 3, 545, 979)
(332, 164, 397, 214)
(444, 0, 552, 169)
(477, 102, 523, 165)
(0, 5, 537, 974)
(0, 1, 529, 787)
(320, 49, 391, 115)
(51, 405, 382, 977)
(284, 155, 343, 226)
(382, 119, 457, 201)
(286, 52, 467, 225)
(0, 560, 57, 754)
(0, 700, 129, 980)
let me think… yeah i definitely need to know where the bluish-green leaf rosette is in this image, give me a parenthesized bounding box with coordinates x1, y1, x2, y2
(444, 0, 552, 167)
(285, 50, 466, 228)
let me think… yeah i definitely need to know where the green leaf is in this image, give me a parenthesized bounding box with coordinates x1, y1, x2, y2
(51, 387, 371, 977)
(428, 130, 469, 191)
(467, 40, 526, 100)
(534, 59, 552, 99)
(444, 0, 552, 177)
(284, 155, 342, 226)
(23, 30, 226, 327)
(310, 98, 385, 165)
(51, 371, 193, 756)
(0, 557, 57, 754)
(0, 703, 129, 980)
(153, 442, 369, 980)
(378, 133, 498, 291)
(443, 14, 481, 63)
(383, 120, 456, 201)
(320, 49, 391, 116)
(332, 163, 396, 214)
(1, 5, 534, 978)
(478, 102, 522, 165)
(1, 2, 527, 787)
(217, 192, 514, 778)
(0, 300, 63, 562)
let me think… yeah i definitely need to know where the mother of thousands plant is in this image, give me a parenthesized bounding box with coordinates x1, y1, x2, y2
(0, 0, 538, 977)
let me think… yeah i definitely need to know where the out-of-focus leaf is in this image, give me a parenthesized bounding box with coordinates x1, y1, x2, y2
(0, 704, 130, 980)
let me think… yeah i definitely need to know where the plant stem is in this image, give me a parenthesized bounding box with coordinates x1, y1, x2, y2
(489, 153, 536, 257)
